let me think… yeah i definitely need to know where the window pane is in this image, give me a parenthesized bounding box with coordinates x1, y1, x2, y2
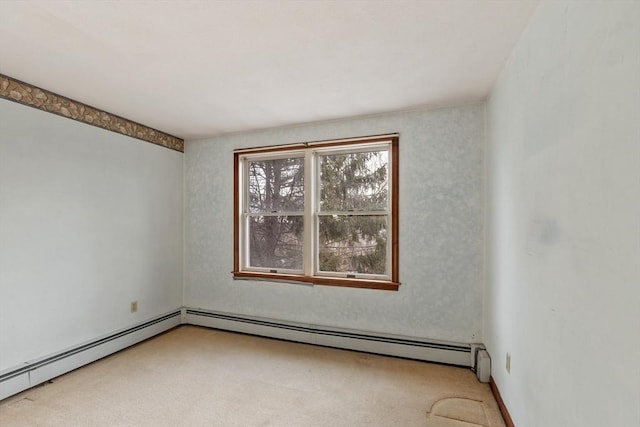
(249, 215, 303, 270)
(318, 215, 387, 275)
(249, 157, 304, 213)
(319, 150, 388, 212)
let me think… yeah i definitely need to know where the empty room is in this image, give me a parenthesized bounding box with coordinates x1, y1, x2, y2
(0, 1, 638, 426)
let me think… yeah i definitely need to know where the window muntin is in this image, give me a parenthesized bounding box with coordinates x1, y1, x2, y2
(234, 136, 399, 291)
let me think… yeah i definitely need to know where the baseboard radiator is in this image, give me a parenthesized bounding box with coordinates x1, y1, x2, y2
(186, 308, 475, 368)
(0, 310, 181, 401)
(1, 308, 483, 401)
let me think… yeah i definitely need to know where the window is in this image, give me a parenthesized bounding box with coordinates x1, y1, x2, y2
(234, 135, 399, 291)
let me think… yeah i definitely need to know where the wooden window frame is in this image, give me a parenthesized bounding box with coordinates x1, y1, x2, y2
(233, 135, 399, 291)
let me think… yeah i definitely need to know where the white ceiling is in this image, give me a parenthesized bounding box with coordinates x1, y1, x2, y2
(0, 1, 537, 140)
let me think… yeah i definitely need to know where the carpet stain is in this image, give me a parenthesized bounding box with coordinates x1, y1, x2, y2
(6, 397, 35, 410)
(426, 397, 490, 426)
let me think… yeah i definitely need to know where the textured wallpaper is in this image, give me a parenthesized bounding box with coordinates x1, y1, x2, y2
(184, 104, 485, 344)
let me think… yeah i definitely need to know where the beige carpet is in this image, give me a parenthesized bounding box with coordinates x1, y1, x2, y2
(0, 326, 505, 427)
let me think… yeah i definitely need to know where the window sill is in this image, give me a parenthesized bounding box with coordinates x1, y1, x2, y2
(232, 271, 400, 291)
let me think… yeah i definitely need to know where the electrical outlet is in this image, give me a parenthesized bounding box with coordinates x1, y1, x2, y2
(130, 301, 138, 313)
(506, 352, 511, 374)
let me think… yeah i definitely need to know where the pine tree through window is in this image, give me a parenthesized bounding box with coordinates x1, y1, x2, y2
(234, 135, 399, 291)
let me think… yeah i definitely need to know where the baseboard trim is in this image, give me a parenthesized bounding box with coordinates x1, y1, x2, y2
(490, 376, 515, 427)
(0, 310, 181, 401)
(186, 308, 472, 367)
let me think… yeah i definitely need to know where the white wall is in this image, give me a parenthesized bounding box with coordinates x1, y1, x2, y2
(185, 105, 484, 343)
(486, 1, 640, 426)
(0, 99, 183, 372)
